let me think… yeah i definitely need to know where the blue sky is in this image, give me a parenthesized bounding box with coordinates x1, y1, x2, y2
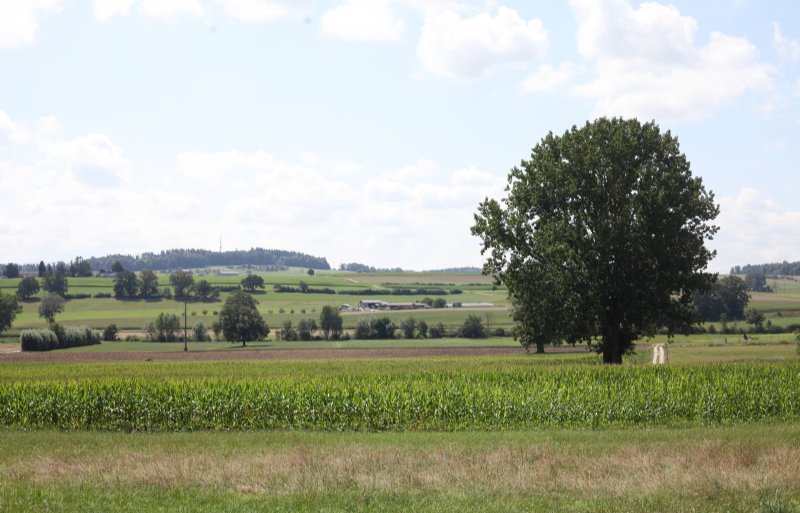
(0, 0, 798, 272)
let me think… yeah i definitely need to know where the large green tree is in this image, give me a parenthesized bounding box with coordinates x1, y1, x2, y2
(473, 118, 719, 364)
(0, 291, 22, 334)
(219, 290, 269, 347)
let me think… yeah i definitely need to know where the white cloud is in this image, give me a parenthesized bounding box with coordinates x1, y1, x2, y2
(94, 0, 206, 21)
(213, 0, 312, 22)
(47, 133, 132, 186)
(417, 6, 548, 80)
(568, 0, 775, 121)
(139, 0, 206, 21)
(321, 0, 405, 42)
(520, 62, 578, 93)
(773, 22, 800, 61)
(0, 111, 31, 145)
(94, 0, 137, 21)
(0, 0, 60, 48)
(712, 188, 800, 273)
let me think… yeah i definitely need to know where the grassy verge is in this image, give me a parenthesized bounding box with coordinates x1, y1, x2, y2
(1, 426, 798, 512)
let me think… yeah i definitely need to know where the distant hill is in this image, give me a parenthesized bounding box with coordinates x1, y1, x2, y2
(731, 261, 800, 276)
(86, 248, 331, 272)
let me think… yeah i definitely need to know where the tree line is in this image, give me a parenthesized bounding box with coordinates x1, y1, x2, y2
(732, 261, 800, 276)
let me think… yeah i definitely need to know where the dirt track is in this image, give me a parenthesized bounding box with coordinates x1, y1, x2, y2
(0, 345, 591, 363)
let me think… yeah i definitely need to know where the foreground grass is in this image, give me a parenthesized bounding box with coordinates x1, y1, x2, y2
(1, 426, 799, 512)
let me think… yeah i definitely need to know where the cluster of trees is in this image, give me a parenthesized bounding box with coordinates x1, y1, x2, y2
(743, 274, 773, 293)
(3, 263, 20, 278)
(113, 269, 161, 298)
(693, 276, 750, 322)
(88, 248, 331, 272)
(338, 288, 460, 296)
(732, 261, 800, 276)
(279, 306, 343, 340)
(338, 262, 404, 273)
(353, 314, 489, 340)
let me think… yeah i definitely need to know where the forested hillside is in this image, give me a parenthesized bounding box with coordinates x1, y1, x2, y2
(86, 248, 330, 272)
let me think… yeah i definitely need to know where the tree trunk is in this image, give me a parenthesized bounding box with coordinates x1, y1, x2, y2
(242, 339, 246, 347)
(535, 340, 545, 354)
(602, 326, 623, 364)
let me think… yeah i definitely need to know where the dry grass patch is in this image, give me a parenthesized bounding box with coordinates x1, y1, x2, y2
(7, 441, 800, 498)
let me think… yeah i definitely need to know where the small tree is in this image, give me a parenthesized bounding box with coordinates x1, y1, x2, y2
(37, 261, 46, 278)
(418, 319, 429, 339)
(432, 298, 447, 309)
(38, 293, 65, 323)
(143, 321, 157, 341)
(42, 269, 68, 296)
(280, 320, 298, 341)
(155, 312, 181, 341)
(16, 276, 40, 300)
(3, 263, 20, 278)
(319, 305, 343, 340)
(0, 291, 22, 335)
(113, 270, 139, 298)
(240, 274, 265, 292)
(102, 324, 118, 341)
(139, 270, 159, 298)
(194, 279, 214, 301)
(219, 290, 268, 347)
(459, 314, 487, 339)
(744, 308, 766, 332)
(299, 281, 309, 293)
(211, 320, 223, 341)
(307, 268, 315, 276)
(428, 322, 446, 339)
(192, 322, 208, 342)
(400, 317, 417, 339)
(111, 261, 125, 273)
(169, 271, 195, 298)
(297, 318, 317, 341)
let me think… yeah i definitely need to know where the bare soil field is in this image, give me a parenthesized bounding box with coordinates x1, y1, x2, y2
(0, 345, 593, 363)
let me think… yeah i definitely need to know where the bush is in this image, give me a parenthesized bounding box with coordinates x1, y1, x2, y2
(21, 326, 100, 351)
(492, 327, 507, 337)
(60, 326, 102, 348)
(459, 315, 487, 338)
(20, 329, 59, 351)
(93, 293, 112, 299)
(102, 324, 118, 341)
(428, 322, 446, 339)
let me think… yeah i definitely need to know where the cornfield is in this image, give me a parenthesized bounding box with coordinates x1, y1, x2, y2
(0, 363, 797, 431)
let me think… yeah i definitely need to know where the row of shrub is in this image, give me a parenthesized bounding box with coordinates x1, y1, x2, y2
(20, 325, 102, 351)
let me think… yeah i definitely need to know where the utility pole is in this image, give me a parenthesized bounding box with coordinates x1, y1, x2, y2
(183, 300, 188, 352)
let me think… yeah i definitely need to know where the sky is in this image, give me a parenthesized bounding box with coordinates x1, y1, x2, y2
(0, 0, 798, 272)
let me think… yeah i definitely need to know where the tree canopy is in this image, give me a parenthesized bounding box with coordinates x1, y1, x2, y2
(0, 291, 22, 334)
(38, 293, 65, 323)
(319, 305, 343, 340)
(219, 290, 269, 347)
(472, 118, 719, 363)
